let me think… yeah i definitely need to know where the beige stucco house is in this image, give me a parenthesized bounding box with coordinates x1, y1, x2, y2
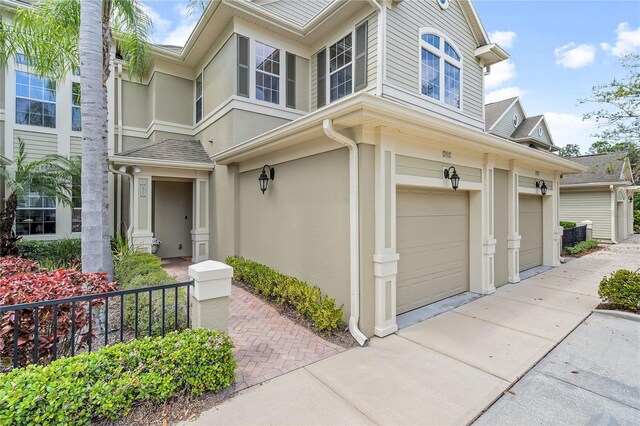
(560, 153, 637, 243)
(1, 0, 585, 344)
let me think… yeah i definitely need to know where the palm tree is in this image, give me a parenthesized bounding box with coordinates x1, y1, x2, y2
(0, 0, 152, 277)
(0, 139, 78, 256)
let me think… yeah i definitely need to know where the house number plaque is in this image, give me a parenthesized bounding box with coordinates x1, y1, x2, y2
(139, 183, 147, 198)
(442, 150, 452, 159)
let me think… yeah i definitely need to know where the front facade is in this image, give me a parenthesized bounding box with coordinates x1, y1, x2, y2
(1, 0, 585, 343)
(559, 153, 637, 243)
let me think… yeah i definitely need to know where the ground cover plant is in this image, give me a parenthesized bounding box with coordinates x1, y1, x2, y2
(226, 256, 343, 332)
(559, 221, 577, 229)
(598, 269, 640, 313)
(0, 329, 236, 425)
(564, 240, 599, 255)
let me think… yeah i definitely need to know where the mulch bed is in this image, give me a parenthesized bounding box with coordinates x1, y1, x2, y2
(595, 303, 640, 315)
(232, 279, 358, 349)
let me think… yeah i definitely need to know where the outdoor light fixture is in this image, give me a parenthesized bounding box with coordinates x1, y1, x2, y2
(535, 179, 548, 196)
(443, 166, 460, 191)
(630, 196, 634, 203)
(117, 165, 142, 175)
(118, 165, 127, 173)
(132, 166, 142, 175)
(258, 165, 275, 194)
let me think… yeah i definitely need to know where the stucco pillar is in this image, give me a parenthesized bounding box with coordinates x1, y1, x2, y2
(481, 155, 496, 294)
(548, 175, 562, 266)
(192, 177, 210, 263)
(373, 129, 398, 337)
(131, 174, 153, 252)
(188, 260, 231, 332)
(507, 162, 521, 283)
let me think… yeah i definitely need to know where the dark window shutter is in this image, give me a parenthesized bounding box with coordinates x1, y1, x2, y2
(354, 21, 368, 92)
(316, 49, 326, 108)
(237, 35, 249, 98)
(286, 53, 296, 109)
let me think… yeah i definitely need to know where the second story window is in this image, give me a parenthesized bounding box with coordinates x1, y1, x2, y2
(255, 42, 280, 104)
(195, 73, 203, 123)
(16, 71, 56, 128)
(72, 82, 81, 131)
(419, 30, 462, 109)
(16, 184, 57, 235)
(329, 34, 353, 103)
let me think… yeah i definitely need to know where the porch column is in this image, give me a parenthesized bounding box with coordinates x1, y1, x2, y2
(481, 155, 496, 294)
(373, 128, 399, 337)
(507, 161, 521, 283)
(545, 174, 562, 266)
(192, 176, 210, 263)
(131, 174, 153, 252)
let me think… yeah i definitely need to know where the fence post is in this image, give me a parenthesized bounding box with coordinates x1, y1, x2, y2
(188, 260, 232, 332)
(580, 220, 593, 241)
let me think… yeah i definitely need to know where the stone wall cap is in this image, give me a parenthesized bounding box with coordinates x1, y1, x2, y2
(189, 260, 233, 281)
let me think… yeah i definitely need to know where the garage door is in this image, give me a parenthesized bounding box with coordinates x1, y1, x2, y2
(396, 188, 469, 314)
(519, 195, 543, 272)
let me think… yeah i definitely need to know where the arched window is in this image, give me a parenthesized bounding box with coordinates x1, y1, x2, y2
(419, 29, 462, 109)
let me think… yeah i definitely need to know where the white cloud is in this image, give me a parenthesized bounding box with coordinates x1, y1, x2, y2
(486, 86, 527, 104)
(141, 4, 172, 36)
(489, 31, 516, 49)
(544, 112, 597, 152)
(554, 43, 596, 69)
(142, 2, 198, 47)
(601, 22, 640, 57)
(485, 60, 516, 90)
(160, 21, 198, 46)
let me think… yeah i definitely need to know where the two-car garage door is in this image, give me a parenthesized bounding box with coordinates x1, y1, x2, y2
(396, 188, 469, 314)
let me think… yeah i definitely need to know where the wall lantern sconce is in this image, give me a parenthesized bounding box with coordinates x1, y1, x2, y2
(443, 166, 460, 191)
(630, 196, 634, 203)
(258, 165, 275, 194)
(535, 179, 548, 196)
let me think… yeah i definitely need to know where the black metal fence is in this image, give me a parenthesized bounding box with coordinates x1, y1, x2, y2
(562, 225, 587, 248)
(0, 280, 193, 371)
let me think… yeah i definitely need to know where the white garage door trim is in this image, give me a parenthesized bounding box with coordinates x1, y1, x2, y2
(519, 194, 543, 272)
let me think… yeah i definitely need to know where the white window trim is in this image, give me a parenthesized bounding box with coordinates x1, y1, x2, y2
(327, 31, 355, 104)
(250, 39, 284, 108)
(194, 72, 203, 124)
(513, 113, 519, 127)
(417, 27, 464, 111)
(15, 69, 58, 129)
(254, 40, 282, 106)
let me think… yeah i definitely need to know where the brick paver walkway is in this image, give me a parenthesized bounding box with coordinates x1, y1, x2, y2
(161, 258, 345, 391)
(230, 285, 345, 391)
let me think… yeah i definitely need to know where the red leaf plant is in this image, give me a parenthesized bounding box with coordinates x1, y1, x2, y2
(0, 258, 117, 369)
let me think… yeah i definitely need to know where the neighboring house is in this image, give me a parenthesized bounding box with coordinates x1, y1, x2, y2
(485, 96, 558, 152)
(2, 0, 585, 344)
(560, 152, 637, 243)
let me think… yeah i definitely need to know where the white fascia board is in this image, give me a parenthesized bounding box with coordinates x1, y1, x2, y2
(560, 181, 633, 188)
(475, 44, 509, 67)
(108, 156, 215, 171)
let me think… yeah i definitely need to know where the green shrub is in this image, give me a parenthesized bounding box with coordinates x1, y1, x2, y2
(565, 239, 599, 255)
(634, 210, 640, 233)
(599, 269, 640, 309)
(17, 238, 81, 269)
(0, 329, 236, 425)
(114, 252, 186, 336)
(226, 256, 343, 332)
(559, 221, 577, 229)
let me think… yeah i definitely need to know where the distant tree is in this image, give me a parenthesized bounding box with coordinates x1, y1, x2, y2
(558, 144, 581, 158)
(580, 54, 639, 145)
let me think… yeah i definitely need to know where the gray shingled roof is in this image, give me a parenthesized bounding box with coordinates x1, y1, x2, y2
(115, 139, 212, 164)
(511, 115, 542, 139)
(484, 97, 517, 131)
(155, 44, 182, 53)
(560, 152, 629, 185)
(258, 0, 332, 26)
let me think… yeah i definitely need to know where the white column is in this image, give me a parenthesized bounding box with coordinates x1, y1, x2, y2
(481, 155, 496, 294)
(189, 260, 231, 332)
(373, 128, 398, 337)
(507, 161, 521, 283)
(610, 185, 618, 243)
(131, 174, 153, 251)
(191, 175, 210, 262)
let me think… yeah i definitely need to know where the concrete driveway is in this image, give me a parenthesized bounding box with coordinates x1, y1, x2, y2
(475, 312, 640, 425)
(186, 237, 640, 425)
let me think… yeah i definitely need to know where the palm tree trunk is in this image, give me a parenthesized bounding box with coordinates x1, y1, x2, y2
(79, 0, 113, 278)
(0, 193, 20, 256)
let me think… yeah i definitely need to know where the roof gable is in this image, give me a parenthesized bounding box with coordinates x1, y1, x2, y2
(560, 152, 631, 185)
(485, 97, 519, 131)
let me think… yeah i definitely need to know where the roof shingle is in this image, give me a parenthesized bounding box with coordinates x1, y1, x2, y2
(511, 115, 542, 139)
(560, 152, 629, 185)
(115, 139, 212, 165)
(484, 97, 517, 131)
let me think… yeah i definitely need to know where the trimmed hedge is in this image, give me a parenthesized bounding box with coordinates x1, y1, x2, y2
(0, 329, 236, 425)
(114, 252, 186, 336)
(226, 256, 343, 332)
(599, 269, 640, 309)
(565, 239, 599, 255)
(17, 238, 81, 269)
(560, 221, 577, 229)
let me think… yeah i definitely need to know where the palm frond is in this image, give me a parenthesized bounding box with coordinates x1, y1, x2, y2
(111, 0, 152, 81)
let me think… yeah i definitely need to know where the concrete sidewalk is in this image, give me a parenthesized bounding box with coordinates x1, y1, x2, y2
(186, 237, 640, 425)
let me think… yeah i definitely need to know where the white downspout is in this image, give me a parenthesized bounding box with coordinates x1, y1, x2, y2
(323, 119, 369, 347)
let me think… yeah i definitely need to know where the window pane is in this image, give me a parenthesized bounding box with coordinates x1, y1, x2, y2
(444, 62, 460, 108)
(421, 34, 440, 49)
(255, 42, 280, 105)
(421, 49, 440, 100)
(444, 42, 460, 61)
(329, 34, 354, 102)
(16, 71, 56, 128)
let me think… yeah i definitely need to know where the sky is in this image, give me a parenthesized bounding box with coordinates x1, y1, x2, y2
(142, 0, 640, 153)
